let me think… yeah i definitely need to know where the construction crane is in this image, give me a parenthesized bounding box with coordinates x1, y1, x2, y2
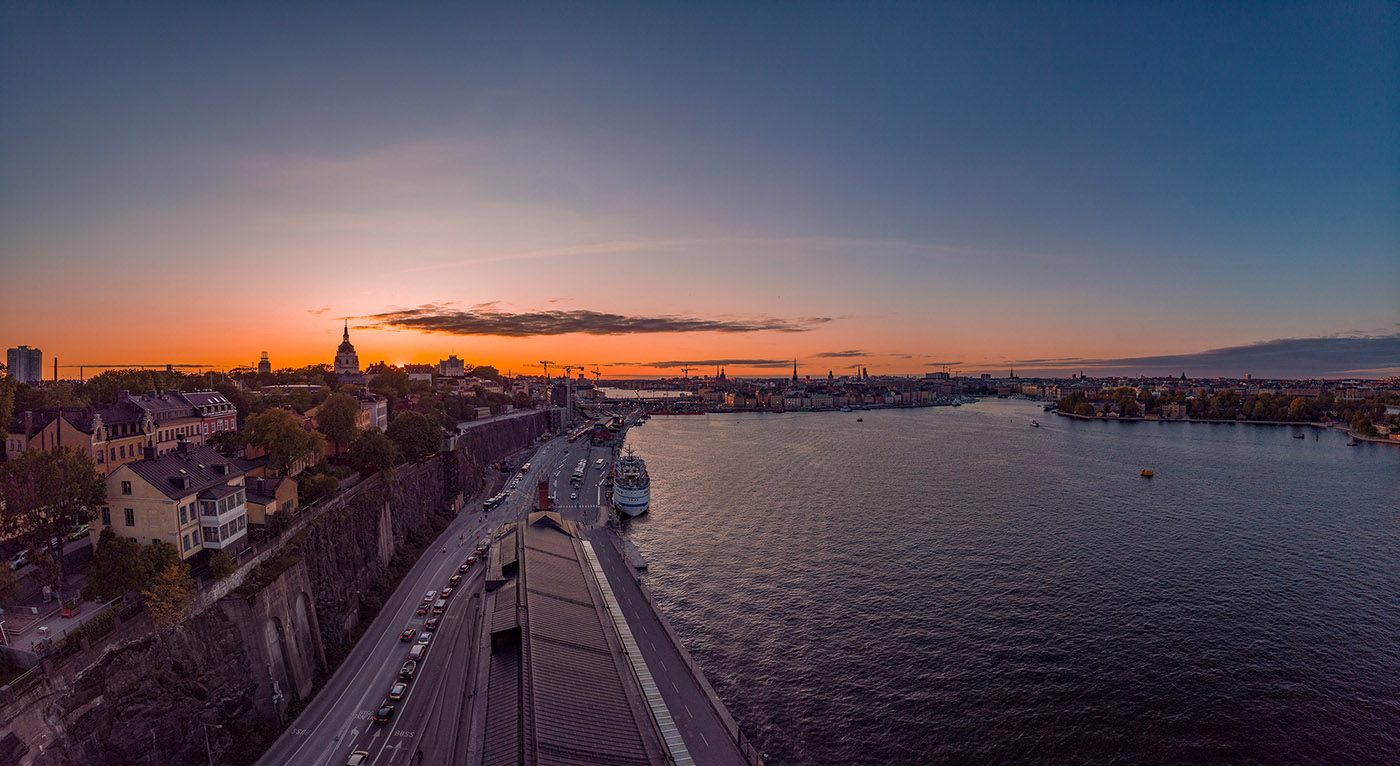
(562, 365, 574, 379)
(679, 365, 692, 378)
(539, 360, 554, 380)
(590, 367, 602, 382)
(55, 362, 214, 381)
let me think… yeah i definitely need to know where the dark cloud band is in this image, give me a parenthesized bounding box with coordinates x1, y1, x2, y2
(1009, 333, 1400, 378)
(359, 304, 829, 337)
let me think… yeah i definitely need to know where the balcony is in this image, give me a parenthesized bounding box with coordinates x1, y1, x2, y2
(199, 485, 248, 550)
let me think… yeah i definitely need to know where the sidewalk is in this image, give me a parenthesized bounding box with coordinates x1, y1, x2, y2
(1, 570, 106, 653)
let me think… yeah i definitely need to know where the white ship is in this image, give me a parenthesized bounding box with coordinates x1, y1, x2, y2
(611, 448, 651, 517)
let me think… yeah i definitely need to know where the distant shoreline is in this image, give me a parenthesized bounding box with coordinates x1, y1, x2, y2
(1051, 409, 1400, 446)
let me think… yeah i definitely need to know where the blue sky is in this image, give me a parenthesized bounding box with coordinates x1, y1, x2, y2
(2, 2, 1396, 377)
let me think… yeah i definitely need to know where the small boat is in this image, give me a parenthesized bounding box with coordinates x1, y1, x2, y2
(1031, 420, 1040, 427)
(1346, 440, 1359, 446)
(1293, 433, 1305, 439)
(856, 418, 863, 422)
(1140, 469, 1154, 477)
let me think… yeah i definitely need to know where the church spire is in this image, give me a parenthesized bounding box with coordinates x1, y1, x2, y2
(343, 319, 349, 342)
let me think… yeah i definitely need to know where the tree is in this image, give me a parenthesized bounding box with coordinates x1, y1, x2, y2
(207, 429, 247, 459)
(317, 392, 361, 454)
(142, 561, 196, 629)
(208, 551, 235, 580)
(512, 391, 533, 410)
(0, 374, 15, 444)
(386, 411, 442, 461)
(0, 447, 107, 590)
(347, 427, 400, 477)
(89, 527, 143, 601)
(298, 473, 341, 505)
(369, 370, 411, 400)
(245, 408, 327, 475)
(138, 540, 182, 588)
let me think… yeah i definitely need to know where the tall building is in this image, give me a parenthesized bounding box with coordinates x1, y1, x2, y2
(333, 321, 360, 377)
(6, 345, 42, 383)
(437, 354, 466, 378)
(257, 351, 271, 374)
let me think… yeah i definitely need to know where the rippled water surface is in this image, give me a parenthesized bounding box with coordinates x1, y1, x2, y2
(621, 399, 1400, 765)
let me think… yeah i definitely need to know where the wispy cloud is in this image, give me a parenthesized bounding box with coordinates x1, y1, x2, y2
(307, 307, 332, 317)
(814, 349, 867, 358)
(358, 304, 830, 337)
(1009, 333, 1400, 378)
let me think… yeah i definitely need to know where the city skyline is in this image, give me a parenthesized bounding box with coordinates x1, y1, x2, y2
(2, 3, 1396, 379)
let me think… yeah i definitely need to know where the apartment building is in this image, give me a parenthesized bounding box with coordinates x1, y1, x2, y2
(97, 444, 249, 561)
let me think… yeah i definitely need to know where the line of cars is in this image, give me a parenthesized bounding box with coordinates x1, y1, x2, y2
(8, 525, 90, 571)
(363, 540, 492, 745)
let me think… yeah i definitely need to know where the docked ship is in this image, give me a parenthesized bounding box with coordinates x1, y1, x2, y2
(611, 448, 651, 517)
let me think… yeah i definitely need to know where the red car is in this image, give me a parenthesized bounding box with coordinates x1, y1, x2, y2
(415, 605, 429, 616)
(399, 628, 417, 642)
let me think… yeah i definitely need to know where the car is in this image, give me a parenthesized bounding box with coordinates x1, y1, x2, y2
(448, 574, 462, 586)
(423, 590, 436, 602)
(388, 682, 407, 700)
(400, 660, 417, 679)
(416, 632, 431, 646)
(415, 604, 429, 615)
(66, 524, 91, 542)
(8, 550, 28, 571)
(440, 587, 453, 599)
(373, 705, 395, 724)
(466, 556, 476, 565)
(399, 628, 417, 642)
(458, 562, 470, 572)
(424, 618, 439, 631)
(475, 548, 486, 556)
(346, 750, 371, 766)
(570, 492, 577, 500)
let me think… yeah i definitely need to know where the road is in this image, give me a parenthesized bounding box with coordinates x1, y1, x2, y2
(260, 428, 748, 766)
(257, 435, 574, 766)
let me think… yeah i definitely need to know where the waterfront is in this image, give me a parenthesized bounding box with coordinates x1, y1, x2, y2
(622, 398, 1400, 765)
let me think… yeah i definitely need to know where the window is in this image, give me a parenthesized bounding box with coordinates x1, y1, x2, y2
(96, 451, 104, 464)
(119, 446, 126, 459)
(109, 448, 115, 461)
(182, 534, 190, 551)
(124, 508, 135, 527)
(101, 508, 111, 525)
(203, 526, 217, 543)
(192, 528, 200, 545)
(179, 504, 187, 524)
(121, 481, 131, 495)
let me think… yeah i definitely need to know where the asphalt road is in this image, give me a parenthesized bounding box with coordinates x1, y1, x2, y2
(257, 436, 571, 766)
(259, 429, 747, 766)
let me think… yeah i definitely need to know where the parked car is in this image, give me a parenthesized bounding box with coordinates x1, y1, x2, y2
(373, 705, 395, 724)
(9, 550, 28, 571)
(399, 628, 417, 642)
(400, 660, 417, 679)
(388, 682, 407, 700)
(66, 525, 91, 542)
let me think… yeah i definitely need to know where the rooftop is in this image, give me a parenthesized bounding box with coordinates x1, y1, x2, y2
(120, 445, 244, 500)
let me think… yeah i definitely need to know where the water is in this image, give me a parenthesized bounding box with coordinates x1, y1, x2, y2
(621, 399, 1400, 765)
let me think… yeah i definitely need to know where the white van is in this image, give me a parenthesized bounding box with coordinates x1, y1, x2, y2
(408, 644, 426, 661)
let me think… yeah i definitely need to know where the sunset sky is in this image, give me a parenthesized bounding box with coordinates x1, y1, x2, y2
(2, 3, 1396, 379)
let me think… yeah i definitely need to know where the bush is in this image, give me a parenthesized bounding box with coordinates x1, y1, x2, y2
(209, 551, 236, 580)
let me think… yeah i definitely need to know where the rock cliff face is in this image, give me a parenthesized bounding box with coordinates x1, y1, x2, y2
(9, 410, 552, 766)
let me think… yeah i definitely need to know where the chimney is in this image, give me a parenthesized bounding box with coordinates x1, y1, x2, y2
(118, 390, 131, 404)
(177, 439, 191, 455)
(143, 444, 155, 461)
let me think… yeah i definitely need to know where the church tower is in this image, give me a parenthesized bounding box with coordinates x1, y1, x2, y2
(334, 321, 360, 376)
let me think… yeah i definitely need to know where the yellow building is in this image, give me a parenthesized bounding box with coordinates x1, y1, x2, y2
(97, 445, 249, 561)
(244, 475, 299, 525)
